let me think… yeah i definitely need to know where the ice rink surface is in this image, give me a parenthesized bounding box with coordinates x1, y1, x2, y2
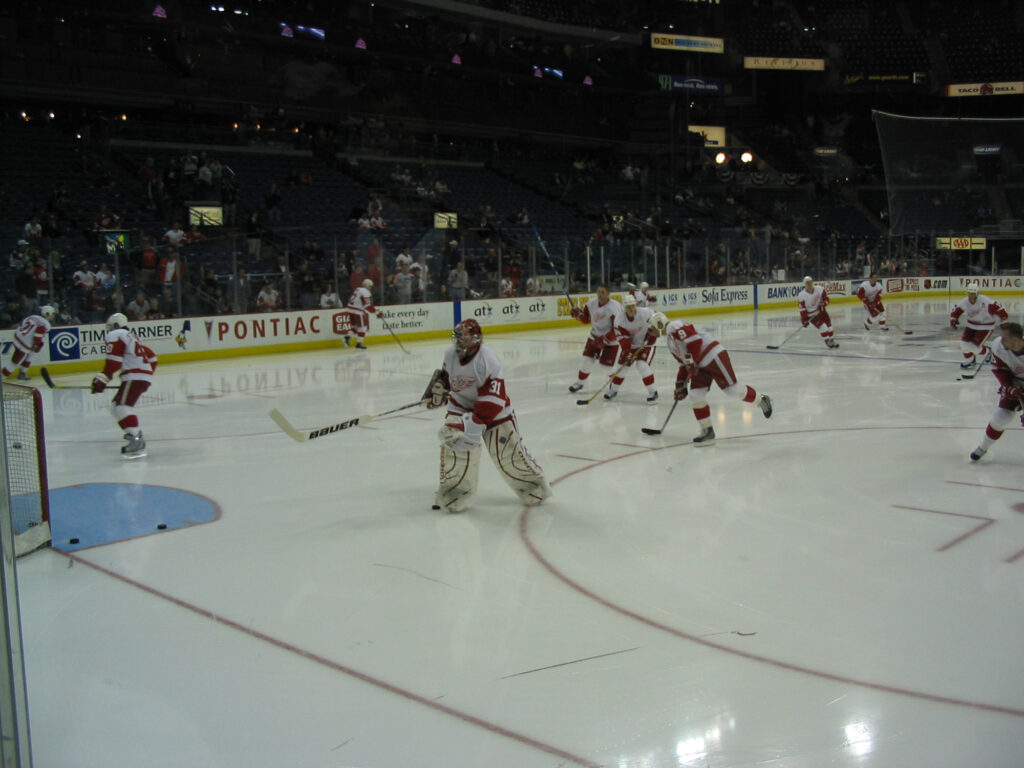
(15, 297, 1024, 768)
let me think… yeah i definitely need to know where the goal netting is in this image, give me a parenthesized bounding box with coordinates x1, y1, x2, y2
(873, 111, 1024, 237)
(2, 383, 50, 556)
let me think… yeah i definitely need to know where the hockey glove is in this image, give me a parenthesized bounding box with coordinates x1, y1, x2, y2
(452, 413, 485, 451)
(422, 368, 450, 409)
(570, 307, 583, 320)
(999, 384, 1024, 401)
(950, 318, 959, 330)
(91, 373, 109, 394)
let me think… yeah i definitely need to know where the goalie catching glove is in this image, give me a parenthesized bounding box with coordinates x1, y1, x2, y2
(91, 372, 110, 394)
(422, 368, 450, 409)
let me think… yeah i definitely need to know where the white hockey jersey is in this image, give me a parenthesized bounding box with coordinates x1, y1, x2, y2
(857, 280, 883, 306)
(12, 314, 51, 355)
(664, 319, 723, 367)
(950, 294, 1007, 330)
(442, 344, 512, 427)
(797, 285, 829, 319)
(102, 327, 158, 383)
(633, 289, 656, 308)
(989, 337, 1024, 387)
(578, 297, 623, 343)
(347, 286, 375, 313)
(614, 306, 656, 349)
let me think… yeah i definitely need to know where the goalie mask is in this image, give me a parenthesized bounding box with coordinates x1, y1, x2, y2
(452, 319, 482, 358)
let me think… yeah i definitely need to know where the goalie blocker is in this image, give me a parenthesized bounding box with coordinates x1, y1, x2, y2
(426, 319, 551, 512)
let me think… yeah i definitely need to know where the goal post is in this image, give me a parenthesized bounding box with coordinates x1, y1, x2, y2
(2, 384, 50, 557)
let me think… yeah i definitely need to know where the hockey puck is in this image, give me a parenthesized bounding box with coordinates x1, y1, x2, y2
(69, 538, 79, 545)
(156, 523, 167, 530)
(431, 504, 441, 510)
(11, 441, 22, 449)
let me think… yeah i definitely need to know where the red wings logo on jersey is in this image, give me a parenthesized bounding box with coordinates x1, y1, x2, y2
(450, 375, 476, 392)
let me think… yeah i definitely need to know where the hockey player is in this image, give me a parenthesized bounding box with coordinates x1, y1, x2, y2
(857, 274, 888, 331)
(665, 318, 773, 445)
(632, 281, 656, 308)
(91, 313, 158, 458)
(950, 282, 1008, 369)
(970, 322, 1024, 462)
(798, 276, 838, 348)
(567, 285, 623, 393)
(424, 319, 551, 512)
(605, 294, 665, 403)
(2, 305, 56, 381)
(344, 278, 376, 349)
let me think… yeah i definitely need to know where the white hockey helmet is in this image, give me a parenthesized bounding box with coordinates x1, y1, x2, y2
(363, 279, 373, 290)
(649, 311, 669, 334)
(803, 275, 814, 284)
(966, 282, 979, 294)
(40, 305, 57, 320)
(622, 293, 637, 309)
(106, 312, 128, 331)
(640, 281, 649, 291)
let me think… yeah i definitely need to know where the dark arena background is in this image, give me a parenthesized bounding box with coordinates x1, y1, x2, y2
(1, 1, 1023, 766)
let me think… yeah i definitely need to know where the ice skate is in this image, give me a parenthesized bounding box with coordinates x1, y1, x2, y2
(863, 321, 870, 331)
(881, 325, 890, 331)
(758, 394, 773, 419)
(970, 446, 986, 462)
(121, 432, 146, 459)
(603, 389, 617, 400)
(16, 369, 28, 380)
(960, 359, 975, 369)
(355, 341, 367, 350)
(825, 338, 839, 349)
(693, 426, 716, 446)
(568, 382, 583, 393)
(646, 391, 659, 404)
(343, 335, 351, 348)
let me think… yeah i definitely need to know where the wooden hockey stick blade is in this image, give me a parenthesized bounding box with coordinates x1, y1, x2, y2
(269, 408, 312, 442)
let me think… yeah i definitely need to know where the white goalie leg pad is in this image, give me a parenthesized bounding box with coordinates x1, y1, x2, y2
(435, 444, 481, 512)
(485, 420, 552, 506)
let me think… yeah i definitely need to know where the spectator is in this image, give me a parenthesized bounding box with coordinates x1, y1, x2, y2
(183, 225, 205, 244)
(349, 262, 368, 291)
(40, 213, 63, 250)
(73, 261, 97, 292)
(23, 217, 42, 242)
(395, 246, 413, 270)
(295, 261, 317, 309)
(500, 276, 515, 298)
(410, 264, 425, 303)
(264, 183, 282, 224)
(15, 263, 37, 305)
(245, 211, 263, 256)
(10, 240, 31, 270)
(525, 273, 542, 296)
(95, 263, 116, 292)
(163, 222, 185, 245)
(391, 264, 413, 304)
(227, 267, 252, 313)
(257, 281, 281, 311)
(221, 176, 238, 225)
(138, 235, 158, 290)
(369, 213, 387, 230)
(155, 286, 178, 318)
(448, 262, 469, 301)
(320, 282, 342, 308)
(94, 205, 121, 230)
(127, 290, 152, 321)
(158, 248, 184, 285)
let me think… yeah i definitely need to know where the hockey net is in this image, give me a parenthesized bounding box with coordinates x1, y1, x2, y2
(2, 383, 50, 556)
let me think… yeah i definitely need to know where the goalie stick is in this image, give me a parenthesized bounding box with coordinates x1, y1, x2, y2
(40, 367, 92, 390)
(641, 400, 679, 436)
(270, 399, 427, 443)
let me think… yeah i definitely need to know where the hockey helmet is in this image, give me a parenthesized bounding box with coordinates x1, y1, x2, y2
(452, 318, 482, 357)
(363, 279, 373, 290)
(622, 293, 637, 309)
(106, 312, 128, 331)
(649, 311, 669, 334)
(640, 281, 649, 291)
(966, 282, 979, 294)
(803, 275, 814, 284)
(40, 305, 57, 320)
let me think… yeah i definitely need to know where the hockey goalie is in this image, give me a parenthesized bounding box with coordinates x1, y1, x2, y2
(425, 319, 551, 513)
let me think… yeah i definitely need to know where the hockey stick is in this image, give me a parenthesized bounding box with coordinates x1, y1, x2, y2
(380, 317, 410, 354)
(39, 368, 92, 390)
(766, 325, 804, 350)
(887, 321, 913, 335)
(641, 399, 679, 435)
(575, 343, 655, 406)
(531, 225, 573, 305)
(958, 328, 994, 380)
(269, 399, 427, 443)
